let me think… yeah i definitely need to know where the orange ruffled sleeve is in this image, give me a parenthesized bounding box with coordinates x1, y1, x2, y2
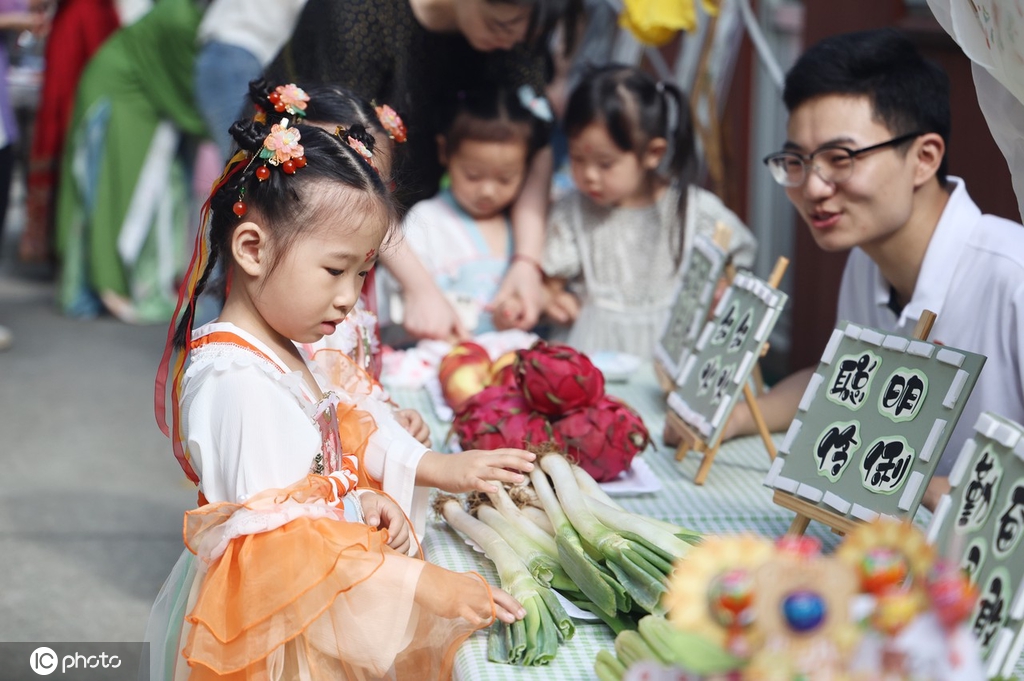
(179, 476, 493, 680)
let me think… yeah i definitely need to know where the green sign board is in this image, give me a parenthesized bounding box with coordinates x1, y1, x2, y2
(668, 271, 787, 448)
(655, 235, 728, 381)
(929, 413, 1024, 678)
(765, 321, 985, 523)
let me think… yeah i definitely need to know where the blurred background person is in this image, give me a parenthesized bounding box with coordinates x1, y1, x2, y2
(54, 0, 209, 323)
(18, 0, 119, 265)
(193, 0, 308, 160)
(0, 0, 48, 349)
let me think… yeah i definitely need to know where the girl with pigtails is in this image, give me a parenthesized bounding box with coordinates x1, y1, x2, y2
(147, 87, 532, 680)
(540, 64, 759, 360)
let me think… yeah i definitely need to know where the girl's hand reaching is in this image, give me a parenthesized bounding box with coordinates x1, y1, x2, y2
(359, 492, 412, 554)
(394, 408, 431, 446)
(417, 449, 536, 494)
(491, 587, 527, 623)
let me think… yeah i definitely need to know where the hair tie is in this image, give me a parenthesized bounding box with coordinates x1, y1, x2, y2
(517, 85, 553, 123)
(336, 125, 379, 174)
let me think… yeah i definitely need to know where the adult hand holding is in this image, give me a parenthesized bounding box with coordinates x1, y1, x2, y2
(492, 257, 544, 329)
(382, 236, 469, 341)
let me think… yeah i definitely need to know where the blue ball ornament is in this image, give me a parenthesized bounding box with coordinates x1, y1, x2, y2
(782, 590, 826, 633)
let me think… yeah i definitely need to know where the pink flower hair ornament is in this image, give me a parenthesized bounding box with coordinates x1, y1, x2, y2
(260, 120, 306, 172)
(268, 84, 310, 117)
(374, 104, 407, 143)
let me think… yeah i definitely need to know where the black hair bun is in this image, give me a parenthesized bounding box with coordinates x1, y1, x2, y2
(229, 118, 268, 155)
(343, 123, 376, 154)
(247, 77, 274, 113)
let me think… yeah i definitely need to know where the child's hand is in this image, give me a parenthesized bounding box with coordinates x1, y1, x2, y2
(544, 288, 580, 324)
(492, 587, 527, 623)
(359, 492, 412, 554)
(923, 476, 950, 512)
(394, 408, 431, 446)
(419, 449, 536, 494)
(491, 295, 524, 331)
(493, 259, 544, 329)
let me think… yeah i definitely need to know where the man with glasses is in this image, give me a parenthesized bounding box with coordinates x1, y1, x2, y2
(724, 28, 1024, 508)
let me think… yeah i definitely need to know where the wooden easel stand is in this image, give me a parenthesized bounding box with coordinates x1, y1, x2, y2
(669, 257, 789, 484)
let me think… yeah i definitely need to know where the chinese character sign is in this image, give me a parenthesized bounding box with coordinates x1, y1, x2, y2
(655, 235, 727, 381)
(766, 321, 985, 522)
(927, 413, 1024, 675)
(668, 272, 787, 448)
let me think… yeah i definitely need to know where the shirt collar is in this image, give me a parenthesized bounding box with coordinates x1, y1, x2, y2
(873, 176, 980, 327)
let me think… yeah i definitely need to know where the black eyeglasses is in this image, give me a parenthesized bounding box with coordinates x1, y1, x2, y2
(762, 132, 925, 187)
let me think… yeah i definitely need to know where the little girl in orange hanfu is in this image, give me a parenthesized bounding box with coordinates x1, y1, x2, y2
(147, 92, 526, 680)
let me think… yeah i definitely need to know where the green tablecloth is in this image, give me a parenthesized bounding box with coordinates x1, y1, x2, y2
(387, 364, 851, 680)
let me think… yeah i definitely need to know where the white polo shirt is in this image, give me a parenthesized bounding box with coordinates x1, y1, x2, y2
(837, 177, 1024, 475)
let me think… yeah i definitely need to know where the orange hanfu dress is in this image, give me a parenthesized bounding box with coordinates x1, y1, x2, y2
(145, 322, 493, 680)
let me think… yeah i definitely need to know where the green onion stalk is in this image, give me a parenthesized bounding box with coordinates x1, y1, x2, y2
(530, 465, 631, 619)
(594, 649, 628, 681)
(484, 485, 560, 556)
(571, 464, 702, 544)
(520, 505, 555, 535)
(635, 615, 743, 674)
(437, 496, 574, 666)
(540, 454, 675, 615)
(474, 503, 576, 592)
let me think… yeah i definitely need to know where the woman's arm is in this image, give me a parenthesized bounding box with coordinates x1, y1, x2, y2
(491, 147, 553, 329)
(380, 237, 468, 341)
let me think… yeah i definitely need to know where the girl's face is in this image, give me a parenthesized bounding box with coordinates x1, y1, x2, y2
(568, 122, 661, 208)
(445, 138, 529, 220)
(249, 190, 388, 345)
(454, 0, 532, 51)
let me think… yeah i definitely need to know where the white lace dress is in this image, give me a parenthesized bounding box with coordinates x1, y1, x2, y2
(542, 184, 757, 359)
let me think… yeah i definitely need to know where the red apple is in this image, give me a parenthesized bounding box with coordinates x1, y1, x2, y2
(439, 341, 491, 385)
(488, 351, 519, 387)
(442, 363, 490, 411)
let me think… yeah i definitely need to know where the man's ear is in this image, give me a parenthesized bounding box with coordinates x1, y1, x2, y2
(231, 221, 269, 278)
(642, 137, 669, 171)
(912, 132, 945, 187)
(436, 134, 448, 167)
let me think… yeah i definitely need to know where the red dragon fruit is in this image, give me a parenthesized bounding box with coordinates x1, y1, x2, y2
(452, 385, 555, 451)
(514, 341, 605, 416)
(552, 396, 651, 482)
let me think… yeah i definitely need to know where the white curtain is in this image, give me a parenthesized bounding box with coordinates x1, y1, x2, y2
(927, 0, 1024, 222)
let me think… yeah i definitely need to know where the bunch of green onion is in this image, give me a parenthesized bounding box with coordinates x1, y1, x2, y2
(535, 453, 696, 619)
(436, 451, 701, 665)
(438, 496, 574, 665)
(595, 615, 743, 680)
